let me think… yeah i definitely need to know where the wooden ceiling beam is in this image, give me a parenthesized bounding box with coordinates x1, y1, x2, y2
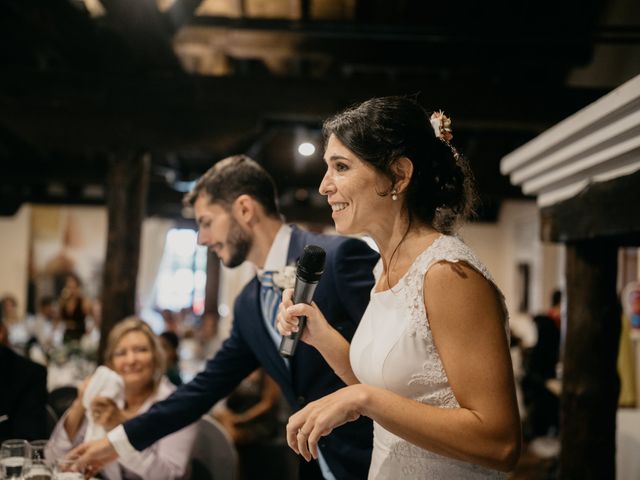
(0, 69, 607, 152)
(541, 169, 640, 245)
(182, 19, 593, 69)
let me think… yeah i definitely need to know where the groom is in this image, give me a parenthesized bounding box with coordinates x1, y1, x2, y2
(71, 155, 378, 479)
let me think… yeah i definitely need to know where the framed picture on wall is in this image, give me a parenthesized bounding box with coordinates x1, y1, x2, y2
(516, 262, 530, 313)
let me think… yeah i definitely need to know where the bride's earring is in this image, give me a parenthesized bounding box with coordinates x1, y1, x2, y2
(391, 189, 398, 201)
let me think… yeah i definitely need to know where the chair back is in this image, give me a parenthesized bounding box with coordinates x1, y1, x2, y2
(189, 416, 238, 480)
(47, 386, 78, 418)
(44, 404, 59, 437)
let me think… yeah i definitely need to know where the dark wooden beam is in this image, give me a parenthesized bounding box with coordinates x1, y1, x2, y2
(185, 19, 593, 71)
(560, 240, 620, 479)
(99, 153, 150, 361)
(0, 70, 607, 152)
(203, 251, 220, 334)
(95, 0, 180, 69)
(541, 169, 640, 245)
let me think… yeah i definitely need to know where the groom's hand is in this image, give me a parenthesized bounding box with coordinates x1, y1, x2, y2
(67, 437, 118, 479)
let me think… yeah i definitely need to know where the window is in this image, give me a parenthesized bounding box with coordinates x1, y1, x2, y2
(154, 229, 208, 315)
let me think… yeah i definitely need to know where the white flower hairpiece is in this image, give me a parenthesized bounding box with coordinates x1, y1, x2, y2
(430, 110, 453, 143)
(272, 265, 296, 290)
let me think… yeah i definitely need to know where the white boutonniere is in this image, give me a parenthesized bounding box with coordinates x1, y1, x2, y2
(273, 265, 296, 290)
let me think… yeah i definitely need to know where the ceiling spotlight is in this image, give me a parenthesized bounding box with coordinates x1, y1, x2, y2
(297, 142, 316, 157)
(79, 0, 106, 17)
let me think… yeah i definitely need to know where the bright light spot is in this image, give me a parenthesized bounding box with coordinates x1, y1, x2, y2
(83, 0, 106, 17)
(298, 142, 316, 156)
(167, 230, 198, 258)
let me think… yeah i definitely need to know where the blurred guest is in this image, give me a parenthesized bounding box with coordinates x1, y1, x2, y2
(80, 299, 102, 357)
(214, 368, 280, 446)
(58, 273, 91, 343)
(160, 309, 179, 334)
(159, 331, 183, 387)
(179, 307, 200, 334)
(522, 290, 562, 439)
(175, 330, 205, 383)
(2, 294, 29, 351)
(0, 294, 20, 326)
(547, 289, 562, 331)
(47, 317, 197, 480)
(0, 322, 49, 442)
(214, 369, 284, 479)
(28, 296, 64, 352)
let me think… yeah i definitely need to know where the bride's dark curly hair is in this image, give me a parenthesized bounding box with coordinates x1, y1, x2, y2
(323, 96, 476, 234)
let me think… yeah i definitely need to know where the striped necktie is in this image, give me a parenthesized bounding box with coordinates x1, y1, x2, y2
(259, 271, 282, 333)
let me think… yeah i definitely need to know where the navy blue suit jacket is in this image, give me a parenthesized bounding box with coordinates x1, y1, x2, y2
(124, 227, 379, 479)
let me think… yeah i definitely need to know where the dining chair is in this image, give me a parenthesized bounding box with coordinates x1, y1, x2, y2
(189, 416, 239, 480)
(44, 404, 59, 436)
(47, 386, 78, 419)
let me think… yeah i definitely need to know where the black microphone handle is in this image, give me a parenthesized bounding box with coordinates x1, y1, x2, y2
(292, 277, 319, 304)
(278, 279, 319, 357)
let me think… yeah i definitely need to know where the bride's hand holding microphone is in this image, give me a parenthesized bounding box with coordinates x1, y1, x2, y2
(276, 288, 333, 350)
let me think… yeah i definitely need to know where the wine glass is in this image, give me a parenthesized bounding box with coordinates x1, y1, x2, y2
(0, 439, 30, 479)
(24, 440, 52, 480)
(28, 441, 48, 462)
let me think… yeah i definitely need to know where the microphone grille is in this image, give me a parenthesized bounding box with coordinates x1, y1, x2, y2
(298, 244, 326, 275)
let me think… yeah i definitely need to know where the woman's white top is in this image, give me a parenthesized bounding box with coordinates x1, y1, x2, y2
(350, 235, 509, 479)
(46, 377, 197, 480)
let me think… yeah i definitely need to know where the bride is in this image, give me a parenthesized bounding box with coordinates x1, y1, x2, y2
(277, 96, 521, 478)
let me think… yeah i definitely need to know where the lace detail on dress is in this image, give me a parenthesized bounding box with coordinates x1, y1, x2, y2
(404, 251, 431, 340)
(376, 425, 503, 478)
(408, 355, 447, 387)
(403, 235, 508, 341)
(416, 388, 458, 408)
(389, 437, 438, 460)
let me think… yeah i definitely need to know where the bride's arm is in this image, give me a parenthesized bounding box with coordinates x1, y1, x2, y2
(287, 262, 521, 472)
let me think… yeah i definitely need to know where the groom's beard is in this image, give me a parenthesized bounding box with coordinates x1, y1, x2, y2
(223, 217, 252, 268)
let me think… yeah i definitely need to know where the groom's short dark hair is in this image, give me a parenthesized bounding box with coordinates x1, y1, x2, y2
(185, 154, 280, 218)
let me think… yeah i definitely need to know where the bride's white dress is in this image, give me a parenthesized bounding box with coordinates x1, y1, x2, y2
(350, 235, 509, 479)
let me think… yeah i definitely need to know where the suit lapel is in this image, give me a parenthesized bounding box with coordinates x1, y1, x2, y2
(245, 278, 291, 388)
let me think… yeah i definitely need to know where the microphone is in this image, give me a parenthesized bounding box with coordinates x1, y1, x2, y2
(279, 244, 326, 358)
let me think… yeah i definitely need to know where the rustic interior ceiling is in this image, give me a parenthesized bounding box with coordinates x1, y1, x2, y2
(0, 0, 638, 222)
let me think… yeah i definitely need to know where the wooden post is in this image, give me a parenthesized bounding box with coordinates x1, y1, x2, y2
(99, 153, 150, 362)
(560, 240, 620, 479)
(203, 250, 221, 335)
